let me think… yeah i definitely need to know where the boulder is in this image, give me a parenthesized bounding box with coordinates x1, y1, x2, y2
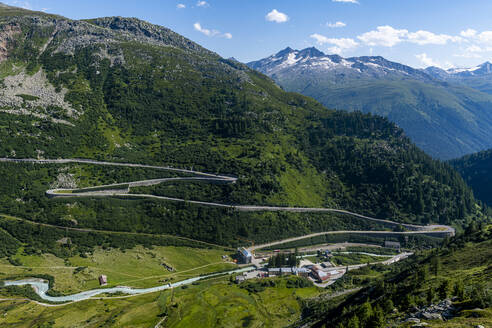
(411, 323, 429, 328)
(421, 312, 443, 321)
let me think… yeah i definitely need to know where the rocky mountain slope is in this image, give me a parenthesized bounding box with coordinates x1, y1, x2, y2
(425, 62, 492, 95)
(248, 48, 492, 160)
(0, 3, 485, 247)
(248, 47, 432, 82)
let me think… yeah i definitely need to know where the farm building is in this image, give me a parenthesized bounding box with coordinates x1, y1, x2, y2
(98, 275, 108, 286)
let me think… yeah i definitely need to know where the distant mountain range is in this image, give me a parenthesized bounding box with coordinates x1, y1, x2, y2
(248, 47, 492, 159)
(0, 3, 479, 230)
(425, 62, 492, 94)
(426, 62, 492, 79)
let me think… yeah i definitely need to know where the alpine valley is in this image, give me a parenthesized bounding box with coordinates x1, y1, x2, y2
(248, 48, 492, 160)
(0, 3, 490, 328)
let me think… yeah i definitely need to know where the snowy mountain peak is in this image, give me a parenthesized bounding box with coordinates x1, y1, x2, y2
(426, 62, 492, 78)
(248, 47, 432, 81)
(275, 46, 295, 57)
(297, 47, 326, 58)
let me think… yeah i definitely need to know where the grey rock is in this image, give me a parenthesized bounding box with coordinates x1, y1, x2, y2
(421, 312, 443, 320)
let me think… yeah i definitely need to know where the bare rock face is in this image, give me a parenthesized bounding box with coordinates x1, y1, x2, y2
(0, 69, 78, 115)
(50, 172, 77, 189)
(0, 23, 21, 62)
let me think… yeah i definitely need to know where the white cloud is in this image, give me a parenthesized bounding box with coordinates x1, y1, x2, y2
(327, 21, 346, 28)
(477, 31, 492, 44)
(467, 45, 484, 53)
(177, 3, 186, 9)
(327, 47, 342, 54)
(196, 1, 208, 7)
(194, 22, 217, 36)
(358, 26, 408, 47)
(459, 45, 492, 54)
(415, 53, 453, 69)
(460, 29, 477, 38)
(416, 53, 439, 67)
(358, 26, 462, 47)
(407, 30, 462, 45)
(457, 30, 492, 54)
(332, 0, 359, 3)
(265, 9, 289, 23)
(454, 53, 483, 59)
(310, 33, 358, 52)
(193, 22, 231, 39)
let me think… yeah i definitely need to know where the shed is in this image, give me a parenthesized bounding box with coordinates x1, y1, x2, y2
(99, 275, 108, 286)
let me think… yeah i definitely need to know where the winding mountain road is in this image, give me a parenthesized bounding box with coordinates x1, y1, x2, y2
(0, 157, 458, 307)
(0, 157, 455, 238)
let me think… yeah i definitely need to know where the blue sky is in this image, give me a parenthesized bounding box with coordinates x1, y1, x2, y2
(4, 0, 492, 68)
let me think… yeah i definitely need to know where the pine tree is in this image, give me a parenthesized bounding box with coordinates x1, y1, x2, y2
(453, 280, 465, 300)
(358, 301, 373, 325)
(427, 287, 434, 304)
(368, 305, 385, 328)
(383, 298, 394, 313)
(438, 280, 449, 299)
(347, 315, 360, 328)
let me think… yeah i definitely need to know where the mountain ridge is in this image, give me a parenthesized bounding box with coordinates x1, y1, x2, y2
(248, 47, 492, 159)
(0, 4, 489, 327)
(248, 46, 433, 82)
(0, 4, 483, 235)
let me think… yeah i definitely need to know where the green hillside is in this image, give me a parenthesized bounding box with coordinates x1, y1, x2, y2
(0, 5, 484, 249)
(248, 49, 492, 160)
(450, 149, 492, 206)
(275, 74, 492, 160)
(0, 4, 489, 328)
(300, 224, 492, 328)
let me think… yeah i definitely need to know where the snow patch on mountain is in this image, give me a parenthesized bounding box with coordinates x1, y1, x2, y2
(248, 47, 431, 81)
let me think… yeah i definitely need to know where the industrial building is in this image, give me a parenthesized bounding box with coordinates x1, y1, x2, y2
(311, 266, 330, 282)
(238, 247, 252, 264)
(267, 267, 311, 277)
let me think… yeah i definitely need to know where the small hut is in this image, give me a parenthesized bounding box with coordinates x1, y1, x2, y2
(99, 275, 108, 286)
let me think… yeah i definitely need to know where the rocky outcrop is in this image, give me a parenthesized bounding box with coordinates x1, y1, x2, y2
(404, 299, 456, 323)
(0, 23, 21, 62)
(0, 69, 79, 122)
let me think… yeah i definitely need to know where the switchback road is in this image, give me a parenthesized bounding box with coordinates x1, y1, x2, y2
(0, 158, 455, 238)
